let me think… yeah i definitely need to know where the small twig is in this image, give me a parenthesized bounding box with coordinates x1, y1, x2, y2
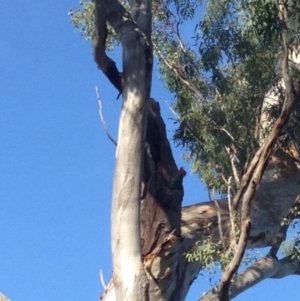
(164, 99, 180, 119)
(154, 44, 207, 104)
(99, 269, 107, 290)
(95, 86, 117, 146)
(211, 188, 224, 243)
(227, 177, 237, 251)
(225, 146, 241, 188)
(220, 173, 229, 185)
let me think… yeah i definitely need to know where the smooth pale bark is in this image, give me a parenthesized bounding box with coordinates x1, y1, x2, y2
(93, 1, 152, 300)
(111, 15, 152, 301)
(0, 293, 11, 301)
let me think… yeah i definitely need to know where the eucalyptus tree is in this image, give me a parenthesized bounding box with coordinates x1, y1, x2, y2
(70, 1, 300, 300)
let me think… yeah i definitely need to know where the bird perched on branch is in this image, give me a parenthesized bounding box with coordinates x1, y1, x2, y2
(169, 167, 186, 191)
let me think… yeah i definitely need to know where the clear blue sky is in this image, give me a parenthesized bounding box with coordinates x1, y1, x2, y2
(0, 1, 298, 301)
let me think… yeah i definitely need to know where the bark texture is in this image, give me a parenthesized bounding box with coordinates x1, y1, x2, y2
(94, 1, 153, 300)
(100, 98, 300, 301)
(141, 100, 186, 300)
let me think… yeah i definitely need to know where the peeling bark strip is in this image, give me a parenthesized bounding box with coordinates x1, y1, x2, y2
(138, 99, 187, 301)
(141, 100, 184, 258)
(93, 1, 153, 301)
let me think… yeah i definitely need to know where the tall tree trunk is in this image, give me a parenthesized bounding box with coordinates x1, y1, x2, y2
(93, 0, 153, 300)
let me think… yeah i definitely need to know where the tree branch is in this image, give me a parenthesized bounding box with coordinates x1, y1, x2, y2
(225, 146, 241, 188)
(100, 269, 107, 290)
(93, 0, 125, 93)
(201, 255, 300, 301)
(218, 4, 300, 298)
(101, 182, 300, 301)
(154, 44, 207, 104)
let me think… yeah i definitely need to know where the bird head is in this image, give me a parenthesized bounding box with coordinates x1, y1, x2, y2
(178, 167, 187, 178)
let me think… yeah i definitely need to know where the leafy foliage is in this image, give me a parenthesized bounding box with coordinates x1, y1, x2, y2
(155, 0, 300, 193)
(69, 0, 95, 40)
(70, 0, 300, 296)
(281, 216, 300, 260)
(69, 0, 120, 50)
(185, 223, 234, 271)
(70, 1, 300, 197)
(281, 236, 300, 259)
(69, 1, 300, 193)
(186, 219, 256, 271)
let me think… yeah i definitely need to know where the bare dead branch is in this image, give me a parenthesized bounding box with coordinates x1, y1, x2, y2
(100, 269, 107, 290)
(95, 86, 117, 146)
(227, 177, 237, 251)
(164, 99, 180, 120)
(225, 146, 241, 188)
(211, 189, 224, 243)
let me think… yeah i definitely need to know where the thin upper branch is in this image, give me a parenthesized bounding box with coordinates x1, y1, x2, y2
(154, 44, 208, 104)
